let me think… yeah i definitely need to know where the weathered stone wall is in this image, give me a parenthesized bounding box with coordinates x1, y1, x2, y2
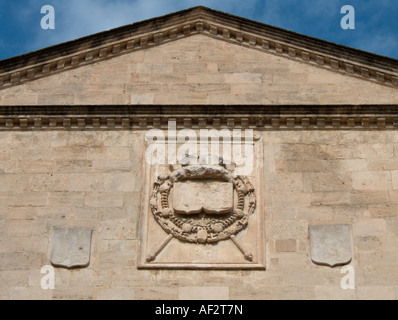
(1, 129, 398, 299)
(1, 29, 397, 299)
(1, 35, 397, 106)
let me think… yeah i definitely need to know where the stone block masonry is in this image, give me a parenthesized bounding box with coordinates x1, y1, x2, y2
(0, 130, 397, 299)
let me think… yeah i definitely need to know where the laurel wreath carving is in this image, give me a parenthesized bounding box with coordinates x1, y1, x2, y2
(149, 170, 256, 244)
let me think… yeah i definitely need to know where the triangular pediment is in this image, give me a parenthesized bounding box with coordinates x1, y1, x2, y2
(0, 6, 397, 106)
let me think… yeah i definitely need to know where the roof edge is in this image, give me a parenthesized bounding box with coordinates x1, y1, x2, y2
(1, 104, 398, 131)
(0, 6, 397, 90)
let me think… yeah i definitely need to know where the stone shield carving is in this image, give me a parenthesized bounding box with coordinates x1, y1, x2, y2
(309, 224, 352, 267)
(50, 228, 92, 269)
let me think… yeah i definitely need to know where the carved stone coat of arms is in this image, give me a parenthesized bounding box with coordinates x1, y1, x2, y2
(138, 141, 265, 270)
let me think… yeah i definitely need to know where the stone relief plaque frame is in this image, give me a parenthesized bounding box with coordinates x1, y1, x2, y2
(138, 134, 265, 269)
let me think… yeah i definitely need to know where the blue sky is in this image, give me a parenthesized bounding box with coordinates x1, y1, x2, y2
(0, 0, 397, 60)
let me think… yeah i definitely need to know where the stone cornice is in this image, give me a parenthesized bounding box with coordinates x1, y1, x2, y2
(0, 7, 397, 90)
(1, 105, 398, 131)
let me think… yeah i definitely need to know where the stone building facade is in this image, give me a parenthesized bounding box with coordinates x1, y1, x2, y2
(0, 7, 398, 299)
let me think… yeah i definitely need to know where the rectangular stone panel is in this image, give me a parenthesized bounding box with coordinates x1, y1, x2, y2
(138, 137, 265, 269)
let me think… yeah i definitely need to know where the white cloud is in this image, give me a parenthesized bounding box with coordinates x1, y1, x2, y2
(31, 0, 177, 50)
(305, 0, 336, 17)
(14, 0, 398, 59)
(354, 33, 398, 58)
(31, 0, 260, 50)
